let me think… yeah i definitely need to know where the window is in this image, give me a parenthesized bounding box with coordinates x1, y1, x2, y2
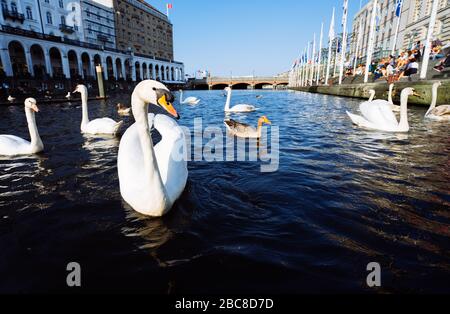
(46, 12, 52, 24)
(1, 0, 7, 11)
(86, 8, 90, 17)
(60, 15, 65, 25)
(59, 0, 63, 9)
(45, 0, 49, 3)
(72, 6, 75, 11)
(26, 6, 33, 19)
(11, 2, 17, 12)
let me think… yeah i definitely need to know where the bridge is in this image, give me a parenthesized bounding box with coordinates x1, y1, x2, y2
(187, 76, 289, 90)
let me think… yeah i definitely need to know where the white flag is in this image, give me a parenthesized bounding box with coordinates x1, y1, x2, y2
(329, 7, 335, 40)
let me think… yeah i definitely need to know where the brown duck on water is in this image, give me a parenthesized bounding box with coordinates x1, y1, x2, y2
(224, 116, 271, 139)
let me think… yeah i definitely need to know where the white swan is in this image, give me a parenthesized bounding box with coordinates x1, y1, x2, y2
(425, 81, 450, 121)
(367, 89, 376, 102)
(387, 83, 401, 112)
(224, 87, 257, 113)
(118, 80, 188, 217)
(179, 90, 200, 105)
(0, 98, 44, 156)
(73, 84, 123, 136)
(65, 92, 72, 99)
(346, 87, 417, 133)
(7, 95, 16, 102)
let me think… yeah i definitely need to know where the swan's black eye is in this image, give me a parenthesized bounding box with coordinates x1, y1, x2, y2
(152, 87, 157, 91)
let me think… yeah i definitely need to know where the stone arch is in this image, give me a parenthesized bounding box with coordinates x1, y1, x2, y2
(67, 50, 79, 78)
(155, 64, 160, 80)
(135, 61, 140, 81)
(231, 83, 251, 90)
(149, 63, 154, 79)
(8, 40, 28, 77)
(93, 54, 102, 67)
(142, 62, 147, 79)
(106, 56, 114, 80)
(124, 59, 132, 80)
(116, 57, 123, 80)
(49, 47, 64, 78)
(211, 83, 228, 90)
(166, 66, 170, 81)
(254, 82, 273, 90)
(171, 67, 174, 81)
(81, 52, 91, 78)
(30, 44, 46, 78)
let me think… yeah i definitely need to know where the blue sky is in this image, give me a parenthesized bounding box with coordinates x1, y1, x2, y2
(148, 0, 366, 77)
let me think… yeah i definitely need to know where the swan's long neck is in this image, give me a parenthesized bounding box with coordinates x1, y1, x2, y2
(25, 107, 43, 152)
(369, 92, 375, 102)
(81, 90, 89, 129)
(388, 85, 394, 104)
(132, 94, 171, 213)
(426, 84, 439, 116)
(398, 91, 410, 131)
(225, 89, 231, 111)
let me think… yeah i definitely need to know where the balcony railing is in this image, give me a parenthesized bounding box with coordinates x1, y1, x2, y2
(2, 9, 25, 22)
(59, 24, 75, 34)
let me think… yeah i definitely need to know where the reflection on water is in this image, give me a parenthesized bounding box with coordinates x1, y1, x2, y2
(0, 90, 449, 294)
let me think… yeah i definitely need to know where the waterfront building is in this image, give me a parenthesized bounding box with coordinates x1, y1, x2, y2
(350, 0, 450, 63)
(112, 0, 174, 60)
(0, 0, 184, 84)
(400, 0, 450, 50)
(80, 0, 116, 49)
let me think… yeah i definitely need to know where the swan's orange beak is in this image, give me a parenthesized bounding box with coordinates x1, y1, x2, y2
(158, 94, 179, 119)
(31, 104, 39, 112)
(263, 116, 271, 124)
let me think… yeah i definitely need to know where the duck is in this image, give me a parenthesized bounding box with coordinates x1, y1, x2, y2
(0, 98, 44, 156)
(224, 116, 271, 138)
(346, 87, 418, 133)
(425, 81, 450, 121)
(118, 80, 187, 217)
(7, 95, 16, 102)
(117, 103, 131, 116)
(73, 84, 123, 136)
(179, 89, 200, 105)
(256, 95, 263, 99)
(224, 87, 257, 113)
(65, 92, 72, 100)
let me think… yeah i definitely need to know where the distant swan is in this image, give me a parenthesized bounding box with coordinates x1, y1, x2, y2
(73, 84, 123, 136)
(7, 95, 16, 102)
(387, 83, 401, 112)
(0, 98, 44, 156)
(425, 81, 450, 121)
(224, 116, 271, 138)
(118, 80, 188, 217)
(346, 87, 417, 133)
(179, 90, 200, 105)
(224, 87, 257, 113)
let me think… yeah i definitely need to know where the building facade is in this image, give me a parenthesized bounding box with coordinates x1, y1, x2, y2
(350, 0, 450, 63)
(0, 0, 184, 83)
(113, 0, 174, 60)
(81, 0, 116, 49)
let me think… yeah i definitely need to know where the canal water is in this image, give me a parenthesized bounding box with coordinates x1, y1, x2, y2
(0, 90, 449, 293)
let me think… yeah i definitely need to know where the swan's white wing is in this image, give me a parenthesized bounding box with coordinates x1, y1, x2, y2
(230, 104, 256, 112)
(118, 113, 187, 213)
(153, 114, 188, 205)
(84, 118, 123, 135)
(185, 97, 198, 102)
(360, 100, 398, 129)
(346, 111, 377, 130)
(0, 135, 31, 156)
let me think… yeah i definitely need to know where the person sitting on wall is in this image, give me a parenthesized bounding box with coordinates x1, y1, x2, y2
(433, 52, 450, 72)
(399, 58, 419, 80)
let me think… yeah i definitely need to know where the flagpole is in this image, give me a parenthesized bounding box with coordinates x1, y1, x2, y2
(339, 0, 349, 85)
(364, 0, 378, 83)
(306, 41, 311, 86)
(353, 21, 362, 74)
(302, 46, 307, 86)
(325, 7, 335, 86)
(166, 5, 170, 19)
(334, 37, 339, 78)
(391, 0, 404, 56)
(316, 22, 324, 84)
(310, 33, 316, 86)
(420, 0, 439, 79)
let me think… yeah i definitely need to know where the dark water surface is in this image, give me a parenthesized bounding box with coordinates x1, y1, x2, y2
(0, 90, 449, 293)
